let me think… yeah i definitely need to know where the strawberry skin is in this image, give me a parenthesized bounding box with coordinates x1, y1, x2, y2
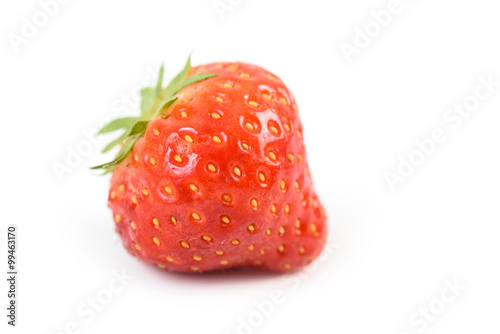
(107, 62, 327, 272)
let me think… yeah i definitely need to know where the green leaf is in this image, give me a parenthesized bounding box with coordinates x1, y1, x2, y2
(164, 56, 192, 97)
(91, 135, 139, 170)
(151, 72, 216, 118)
(125, 120, 150, 137)
(156, 63, 164, 95)
(169, 73, 218, 96)
(152, 95, 178, 117)
(101, 166, 116, 175)
(101, 132, 127, 153)
(140, 87, 157, 116)
(98, 117, 137, 134)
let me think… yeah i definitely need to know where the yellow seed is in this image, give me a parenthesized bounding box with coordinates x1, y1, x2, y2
(223, 194, 231, 202)
(293, 104, 298, 112)
(134, 243, 142, 251)
(174, 155, 182, 163)
(110, 191, 116, 200)
(287, 154, 294, 163)
(118, 184, 125, 192)
(283, 263, 291, 270)
(254, 260, 262, 265)
(192, 212, 201, 220)
(202, 235, 212, 243)
(153, 128, 160, 136)
(295, 219, 301, 229)
(223, 82, 233, 88)
(191, 267, 200, 271)
(180, 111, 188, 118)
(149, 157, 156, 165)
(248, 244, 255, 251)
(114, 214, 122, 223)
(285, 204, 290, 214)
(278, 245, 285, 253)
(268, 152, 277, 160)
(247, 224, 255, 232)
(193, 255, 202, 261)
(211, 112, 221, 120)
(215, 250, 224, 255)
(184, 134, 193, 143)
(269, 126, 278, 134)
(220, 260, 229, 265)
(263, 94, 271, 101)
(166, 256, 174, 262)
(221, 216, 230, 224)
(294, 181, 299, 190)
(142, 189, 149, 196)
(190, 184, 198, 192)
(267, 74, 276, 81)
(260, 249, 265, 255)
(299, 246, 305, 255)
(270, 204, 276, 214)
(165, 186, 173, 195)
(249, 101, 258, 108)
(181, 241, 190, 248)
(266, 228, 271, 235)
(151, 218, 160, 227)
(297, 130, 302, 138)
(258, 173, 265, 182)
(242, 143, 249, 150)
(298, 154, 303, 163)
(215, 97, 224, 102)
(240, 73, 250, 78)
(157, 264, 166, 269)
(227, 64, 238, 71)
(134, 153, 139, 162)
(208, 164, 216, 172)
(245, 122, 254, 131)
(131, 195, 137, 204)
(279, 97, 287, 106)
(280, 180, 285, 190)
(284, 124, 291, 132)
(231, 239, 240, 245)
(212, 135, 222, 143)
(233, 167, 241, 176)
(171, 216, 177, 224)
(250, 199, 258, 208)
(130, 221, 137, 230)
(310, 224, 317, 233)
(153, 237, 161, 245)
(278, 227, 285, 236)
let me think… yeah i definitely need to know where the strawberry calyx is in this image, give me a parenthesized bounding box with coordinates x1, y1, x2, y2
(91, 57, 217, 171)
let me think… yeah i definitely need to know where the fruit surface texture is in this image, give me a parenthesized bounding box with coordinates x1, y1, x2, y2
(102, 61, 327, 272)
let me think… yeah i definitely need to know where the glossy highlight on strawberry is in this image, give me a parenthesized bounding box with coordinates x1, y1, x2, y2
(95, 58, 327, 273)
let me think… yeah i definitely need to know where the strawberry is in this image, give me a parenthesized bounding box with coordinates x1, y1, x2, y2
(93, 58, 327, 272)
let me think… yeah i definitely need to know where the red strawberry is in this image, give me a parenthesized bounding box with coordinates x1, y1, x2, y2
(94, 58, 327, 272)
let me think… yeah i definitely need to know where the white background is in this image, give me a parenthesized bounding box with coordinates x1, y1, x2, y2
(1, 0, 499, 333)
